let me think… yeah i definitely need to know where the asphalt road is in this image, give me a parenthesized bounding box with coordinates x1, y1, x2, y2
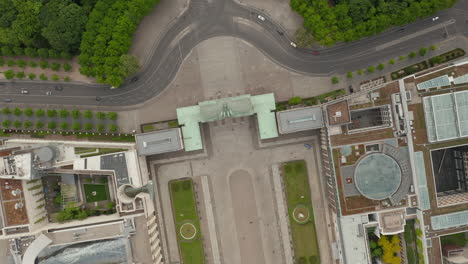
(1, 0, 467, 107)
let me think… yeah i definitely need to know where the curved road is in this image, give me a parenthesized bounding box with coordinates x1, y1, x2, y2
(1, 0, 468, 107)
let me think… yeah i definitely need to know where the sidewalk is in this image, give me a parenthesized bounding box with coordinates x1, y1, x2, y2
(129, 0, 189, 67)
(339, 35, 468, 92)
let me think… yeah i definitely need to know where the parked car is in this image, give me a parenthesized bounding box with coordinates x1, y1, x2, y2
(257, 15, 265, 21)
(290, 42, 297, 48)
(432, 16, 439, 21)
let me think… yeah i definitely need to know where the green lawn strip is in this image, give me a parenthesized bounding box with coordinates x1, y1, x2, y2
(83, 184, 108, 203)
(169, 179, 205, 264)
(80, 148, 127, 158)
(74, 147, 97, 154)
(282, 161, 320, 262)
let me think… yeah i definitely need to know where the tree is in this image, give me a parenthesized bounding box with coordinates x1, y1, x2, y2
(71, 110, 80, 119)
(51, 74, 59, 81)
(332, 76, 339, 84)
(28, 73, 36, 80)
(2, 120, 11, 128)
(377, 63, 385, 70)
(409, 51, 417, 58)
(389, 59, 395, 65)
(38, 48, 49, 59)
(60, 109, 69, 118)
(36, 121, 44, 129)
(48, 49, 59, 59)
(24, 121, 32, 128)
(17, 59, 26, 68)
(40, 74, 48, 80)
(60, 51, 72, 60)
(399, 55, 406, 61)
(357, 69, 363, 75)
(64, 76, 71, 82)
(13, 120, 22, 128)
(2, 108, 11, 115)
(84, 122, 93, 131)
(83, 110, 93, 119)
(367, 66, 375, 73)
(24, 108, 33, 117)
(39, 61, 48, 69)
(347, 71, 353, 79)
(97, 123, 105, 132)
(41, 0, 88, 53)
(47, 109, 57, 118)
(48, 122, 56, 130)
(109, 124, 118, 132)
(72, 122, 81, 131)
(1, 47, 13, 56)
(430, 45, 436, 51)
(60, 122, 69, 130)
(51, 63, 60, 71)
(13, 107, 22, 116)
(12, 47, 24, 56)
(63, 63, 72, 72)
(119, 54, 140, 77)
(7, 60, 15, 67)
(419, 47, 427, 56)
(36, 109, 45, 117)
(4, 70, 15, 80)
(108, 112, 117, 120)
(16, 72, 25, 79)
(97, 112, 106, 120)
(25, 47, 37, 57)
(0, 58, 3, 66)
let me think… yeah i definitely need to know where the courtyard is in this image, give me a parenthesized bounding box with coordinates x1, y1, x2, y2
(152, 117, 333, 264)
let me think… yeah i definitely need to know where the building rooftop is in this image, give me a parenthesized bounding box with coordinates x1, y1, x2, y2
(177, 93, 278, 151)
(414, 152, 431, 211)
(276, 106, 323, 134)
(416, 75, 451, 90)
(354, 153, 402, 200)
(0, 153, 33, 179)
(135, 128, 183, 156)
(339, 215, 369, 264)
(431, 210, 468, 230)
(326, 100, 351, 126)
(423, 90, 468, 142)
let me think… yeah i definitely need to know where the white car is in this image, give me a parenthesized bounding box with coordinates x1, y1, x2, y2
(290, 42, 297, 48)
(257, 15, 265, 21)
(46, 91, 52, 96)
(432, 16, 439, 21)
(20, 90, 28, 94)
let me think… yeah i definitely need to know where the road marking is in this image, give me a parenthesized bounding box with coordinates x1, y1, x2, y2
(375, 19, 455, 51)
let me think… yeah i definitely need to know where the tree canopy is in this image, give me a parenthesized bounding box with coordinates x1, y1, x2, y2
(291, 0, 459, 46)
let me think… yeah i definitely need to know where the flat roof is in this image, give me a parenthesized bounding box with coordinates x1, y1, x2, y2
(453, 74, 468, 85)
(414, 152, 431, 211)
(177, 93, 278, 151)
(339, 215, 369, 264)
(431, 210, 468, 230)
(354, 153, 402, 200)
(135, 128, 183, 156)
(276, 106, 323, 134)
(423, 90, 468, 142)
(326, 100, 351, 126)
(100, 152, 129, 187)
(417, 75, 451, 90)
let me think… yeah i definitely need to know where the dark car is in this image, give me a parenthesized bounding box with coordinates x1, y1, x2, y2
(131, 77, 139, 83)
(96, 96, 102, 101)
(3, 98, 12, 102)
(348, 85, 354, 93)
(54, 85, 63, 91)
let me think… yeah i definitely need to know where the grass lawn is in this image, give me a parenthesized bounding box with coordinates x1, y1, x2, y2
(169, 179, 205, 264)
(282, 161, 320, 263)
(83, 184, 109, 203)
(441, 232, 467, 247)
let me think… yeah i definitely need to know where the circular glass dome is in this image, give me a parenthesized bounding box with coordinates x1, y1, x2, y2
(354, 153, 402, 200)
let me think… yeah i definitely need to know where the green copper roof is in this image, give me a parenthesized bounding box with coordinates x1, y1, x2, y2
(177, 93, 278, 151)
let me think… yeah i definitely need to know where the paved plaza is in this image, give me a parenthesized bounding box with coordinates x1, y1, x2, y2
(151, 117, 333, 264)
